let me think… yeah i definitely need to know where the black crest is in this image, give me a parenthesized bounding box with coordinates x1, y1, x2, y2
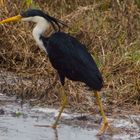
(21, 9, 67, 31)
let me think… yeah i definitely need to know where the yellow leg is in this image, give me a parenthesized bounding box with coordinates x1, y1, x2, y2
(94, 91, 111, 135)
(0, 0, 4, 6)
(52, 86, 68, 129)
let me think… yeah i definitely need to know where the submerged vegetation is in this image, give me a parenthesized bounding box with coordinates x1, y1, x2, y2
(0, 0, 140, 112)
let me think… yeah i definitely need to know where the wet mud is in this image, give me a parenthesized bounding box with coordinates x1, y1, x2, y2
(0, 93, 140, 140)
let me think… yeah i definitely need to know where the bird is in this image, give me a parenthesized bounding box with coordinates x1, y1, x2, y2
(0, 9, 111, 134)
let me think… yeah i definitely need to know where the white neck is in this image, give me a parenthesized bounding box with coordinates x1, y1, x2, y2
(31, 16, 50, 53)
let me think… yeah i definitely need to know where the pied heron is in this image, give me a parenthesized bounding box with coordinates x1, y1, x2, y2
(0, 9, 111, 134)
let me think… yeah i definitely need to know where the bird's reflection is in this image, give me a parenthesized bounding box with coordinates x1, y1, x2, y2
(53, 129, 58, 140)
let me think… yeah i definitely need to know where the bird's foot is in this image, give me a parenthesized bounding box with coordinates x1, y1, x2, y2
(97, 118, 113, 135)
(51, 123, 57, 129)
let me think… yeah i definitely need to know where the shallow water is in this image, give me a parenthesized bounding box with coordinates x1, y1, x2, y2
(0, 93, 140, 140)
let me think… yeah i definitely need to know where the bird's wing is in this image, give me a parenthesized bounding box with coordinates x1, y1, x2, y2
(47, 32, 103, 89)
(48, 32, 97, 71)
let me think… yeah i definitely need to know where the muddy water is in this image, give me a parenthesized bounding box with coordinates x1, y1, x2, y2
(0, 93, 140, 140)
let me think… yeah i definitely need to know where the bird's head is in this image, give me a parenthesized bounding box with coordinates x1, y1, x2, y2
(0, 9, 67, 31)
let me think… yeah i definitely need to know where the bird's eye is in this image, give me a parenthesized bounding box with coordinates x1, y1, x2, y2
(20, 11, 28, 17)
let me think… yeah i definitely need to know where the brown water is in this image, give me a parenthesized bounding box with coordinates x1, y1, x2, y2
(0, 93, 140, 140)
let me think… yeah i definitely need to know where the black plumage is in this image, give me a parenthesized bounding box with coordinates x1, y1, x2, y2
(0, 9, 109, 133)
(20, 9, 103, 90)
(40, 32, 103, 90)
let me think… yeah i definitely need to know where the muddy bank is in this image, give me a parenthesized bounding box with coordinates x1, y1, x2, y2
(0, 93, 140, 140)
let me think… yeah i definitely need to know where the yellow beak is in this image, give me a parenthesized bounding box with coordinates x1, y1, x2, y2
(0, 15, 22, 24)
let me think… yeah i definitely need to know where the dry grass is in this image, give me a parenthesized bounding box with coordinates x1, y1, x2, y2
(0, 0, 140, 113)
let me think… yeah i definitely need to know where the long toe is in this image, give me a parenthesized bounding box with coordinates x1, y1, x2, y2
(34, 124, 58, 129)
(34, 124, 52, 127)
